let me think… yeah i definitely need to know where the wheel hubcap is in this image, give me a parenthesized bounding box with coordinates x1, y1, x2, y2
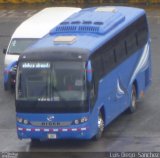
(98, 115, 104, 132)
(132, 91, 136, 109)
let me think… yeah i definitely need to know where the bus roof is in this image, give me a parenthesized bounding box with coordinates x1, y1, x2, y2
(23, 6, 146, 57)
(12, 7, 81, 39)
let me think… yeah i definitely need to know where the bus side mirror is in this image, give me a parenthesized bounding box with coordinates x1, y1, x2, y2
(3, 48, 7, 54)
(87, 60, 92, 82)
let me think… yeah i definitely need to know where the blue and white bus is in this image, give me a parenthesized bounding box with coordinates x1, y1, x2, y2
(15, 6, 151, 141)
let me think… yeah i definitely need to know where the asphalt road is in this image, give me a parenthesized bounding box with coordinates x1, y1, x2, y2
(0, 6, 160, 157)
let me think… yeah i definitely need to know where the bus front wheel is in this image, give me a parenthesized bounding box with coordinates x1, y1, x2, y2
(129, 85, 137, 113)
(94, 112, 104, 140)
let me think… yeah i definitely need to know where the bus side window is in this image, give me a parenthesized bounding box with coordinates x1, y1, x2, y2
(115, 41, 126, 63)
(90, 55, 103, 100)
(92, 55, 103, 85)
(137, 28, 148, 47)
(136, 15, 148, 48)
(102, 48, 115, 74)
(126, 34, 137, 55)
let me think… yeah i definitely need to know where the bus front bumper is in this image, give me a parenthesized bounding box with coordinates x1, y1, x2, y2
(17, 125, 93, 140)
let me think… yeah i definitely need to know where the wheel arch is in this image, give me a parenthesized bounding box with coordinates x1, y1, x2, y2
(133, 79, 139, 99)
(99, 105, 106, 125)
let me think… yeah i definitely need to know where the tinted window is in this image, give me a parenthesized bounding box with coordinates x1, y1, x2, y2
(91, 14, 148, 84)
(136, 15, 148, 47)
(8, 38, 38, 55)
(126, 34, 138, 55)
(102, 49, 115, 73)
(115, 41, 127, 63)
(92, 55, 103, 83)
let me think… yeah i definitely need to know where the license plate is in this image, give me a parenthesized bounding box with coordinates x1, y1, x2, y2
(48, 134, 57, 139)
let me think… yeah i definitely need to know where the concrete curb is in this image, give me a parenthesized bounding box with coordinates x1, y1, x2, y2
(1, 0, 160, 4)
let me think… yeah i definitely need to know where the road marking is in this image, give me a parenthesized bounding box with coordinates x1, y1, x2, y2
(25, 10, 38, 18)
(0, 10, 38, 18)
(0, 10, 7, 17)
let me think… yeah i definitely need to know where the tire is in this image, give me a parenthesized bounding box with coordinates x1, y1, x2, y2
(94, 111, 104, 140)
(128, 85, 137, 113)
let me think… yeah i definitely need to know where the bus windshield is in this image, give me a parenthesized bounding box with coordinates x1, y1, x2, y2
(16, 61, 86, 102)
(8, 38, 38, 55)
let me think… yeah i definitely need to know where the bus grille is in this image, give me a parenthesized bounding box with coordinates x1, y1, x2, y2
(31, 121, 71, 127)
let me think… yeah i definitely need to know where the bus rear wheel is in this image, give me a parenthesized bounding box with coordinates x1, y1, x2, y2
(129, 85, 137, 113)
(94, 112, 104, 140)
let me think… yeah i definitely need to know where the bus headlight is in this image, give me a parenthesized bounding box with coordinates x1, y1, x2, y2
(73, 117, 88, 125)
(23, 119, 29, 125)
(17, 117, 23, 123)
(17, 117, 30, 125)
(74, 120, 79, 125)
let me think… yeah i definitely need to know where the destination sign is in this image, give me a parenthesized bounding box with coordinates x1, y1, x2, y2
(22, 62, 50, 69)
